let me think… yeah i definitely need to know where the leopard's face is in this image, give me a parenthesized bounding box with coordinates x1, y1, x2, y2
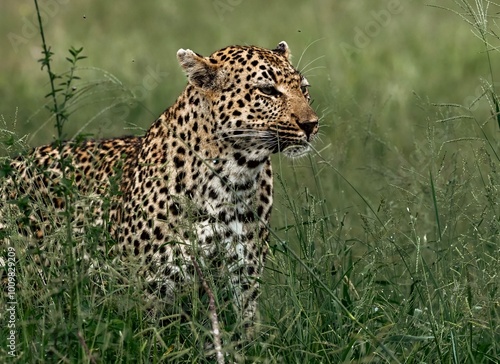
(177, 41, 319, 159)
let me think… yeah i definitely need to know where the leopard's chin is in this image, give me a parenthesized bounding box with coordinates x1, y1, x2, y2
(282, 144, 311, 158)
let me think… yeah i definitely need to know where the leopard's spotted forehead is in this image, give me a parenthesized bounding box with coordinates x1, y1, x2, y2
(209, 45, 303, 85)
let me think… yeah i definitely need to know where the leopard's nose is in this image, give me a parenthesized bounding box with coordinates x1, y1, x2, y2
(298, 120, 318, 140)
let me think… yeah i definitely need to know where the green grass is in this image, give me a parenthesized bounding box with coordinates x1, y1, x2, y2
(1, 0, 500, 362)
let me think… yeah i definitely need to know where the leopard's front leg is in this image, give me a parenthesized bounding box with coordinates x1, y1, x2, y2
(227, 239, 268, 341)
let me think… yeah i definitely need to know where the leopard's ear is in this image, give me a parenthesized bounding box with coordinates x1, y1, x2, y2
(177, 49, 219, 90)
(272, 41, 290, 60)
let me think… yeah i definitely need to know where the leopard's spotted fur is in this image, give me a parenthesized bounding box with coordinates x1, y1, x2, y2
(1, 41, 318, 335)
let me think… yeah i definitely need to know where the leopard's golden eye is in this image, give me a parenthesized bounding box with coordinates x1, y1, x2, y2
(258, 85, 281, 97)
(301, 85, 311, 101)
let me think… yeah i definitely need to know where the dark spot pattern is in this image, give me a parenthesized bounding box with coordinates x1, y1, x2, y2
(3, 41, 318, 338)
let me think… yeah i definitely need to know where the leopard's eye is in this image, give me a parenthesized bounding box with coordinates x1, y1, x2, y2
(301, 85, 311, 101)
(258, 85, 281, 97)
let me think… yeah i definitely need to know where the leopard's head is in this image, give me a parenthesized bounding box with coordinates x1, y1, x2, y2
(177, 41, 318, 159)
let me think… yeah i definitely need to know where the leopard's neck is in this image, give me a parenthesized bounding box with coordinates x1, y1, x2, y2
(141, 86, 270, 184)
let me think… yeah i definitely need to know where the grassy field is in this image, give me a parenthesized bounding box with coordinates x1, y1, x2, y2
(1, 0, 499, 362)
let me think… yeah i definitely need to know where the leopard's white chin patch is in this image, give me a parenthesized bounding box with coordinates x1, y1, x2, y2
(282, 145, 311, 158)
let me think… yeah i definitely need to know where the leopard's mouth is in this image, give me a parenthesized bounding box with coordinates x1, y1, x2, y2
(282, 144, 311, 158)
(268, 130, 315, 157)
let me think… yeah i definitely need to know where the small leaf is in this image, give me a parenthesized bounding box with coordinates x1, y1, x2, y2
(45, 89, 63, 98)
(0, 161, 14, 178)
(491, 91, 500, 129)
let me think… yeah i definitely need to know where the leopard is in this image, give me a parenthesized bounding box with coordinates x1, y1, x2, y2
(1, 41, 318, 339)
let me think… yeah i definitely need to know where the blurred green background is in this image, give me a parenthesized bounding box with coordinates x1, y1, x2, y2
(0, 0, 491, 140)
(0, 0, 498, 248)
